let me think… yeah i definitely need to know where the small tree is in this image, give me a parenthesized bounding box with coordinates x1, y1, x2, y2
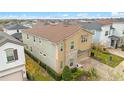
(121, 45, 124, 51)
(62, 66, 72, 81)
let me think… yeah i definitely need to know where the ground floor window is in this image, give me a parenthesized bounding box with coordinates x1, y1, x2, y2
(69, 58, 74, 66)
(30, 47, 33, 52)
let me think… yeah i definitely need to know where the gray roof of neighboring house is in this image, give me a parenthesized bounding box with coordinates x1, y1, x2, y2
(109, 35, 120, 40)
(11, 33, 22, 41)
(79, 22, 103, 31)
(4, 24, 29, 30)
(0, 32, 23, 46)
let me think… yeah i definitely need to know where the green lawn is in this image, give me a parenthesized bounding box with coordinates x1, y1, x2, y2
(91, 49, 124, 67)
(26, 55, 54, 81)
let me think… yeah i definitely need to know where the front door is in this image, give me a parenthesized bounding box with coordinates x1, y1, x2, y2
(111, 39, 115, 47)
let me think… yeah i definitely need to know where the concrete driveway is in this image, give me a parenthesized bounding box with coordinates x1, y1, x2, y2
(79, 57, 124, 80)
(107, 48, 124, 58)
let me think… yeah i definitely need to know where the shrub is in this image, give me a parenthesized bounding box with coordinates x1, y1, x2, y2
(87, 68, 97, 80)
(72, 69, 83, 80)
(46, 66, 62, 81)
(71, 67, 78, 73)
(62, 66, 72, 81)
(39, 61, 47, 70)
(90, 52, 94, 57)
(121, 45, 124, 51)
(26, 72, 34, 81)
(92, 45, 96, 50)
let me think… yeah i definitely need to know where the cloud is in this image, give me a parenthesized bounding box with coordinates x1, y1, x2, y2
(76, 13, 88, 18)
(62, 14, 69, 17)
(112, 12, 124, 18)
(0, 12, 123, 19)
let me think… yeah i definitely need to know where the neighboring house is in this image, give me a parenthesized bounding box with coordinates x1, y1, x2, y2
(109, 22, 124, 48)
(11, 33, 22, 41)
(0, 32, 26, 81)
(22, 23, 92, 73)
(21, 20, 37, 28)
(79, 21, 124, 48)
(3, 24, 29, 35)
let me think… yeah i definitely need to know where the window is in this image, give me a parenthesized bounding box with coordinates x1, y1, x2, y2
(27, 34, 29, 39)
(60, 43, 64, 51)
(60, 61, 64, 69)
(40, 52, 42, 54)
(69, 59, 74, 66)
(33, 36, 35, 42)
(81, 35, 87, 43)
(30, 47, 32, 52)
(70, 41, 74, 49)
(105, 31, 108, 36)
(123, 31, 124, 34)
(43, 54, 46, 57)
(5, 48, 18, 63)
(26, 45, 28, 49)
(39, 38, 41, 43)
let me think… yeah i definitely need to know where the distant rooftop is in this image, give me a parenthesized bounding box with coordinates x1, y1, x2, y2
(79, 22, 103, 31)
(4, 24, 29, 30)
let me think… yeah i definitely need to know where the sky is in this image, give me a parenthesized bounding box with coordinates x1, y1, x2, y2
(0, 12, 124, 19)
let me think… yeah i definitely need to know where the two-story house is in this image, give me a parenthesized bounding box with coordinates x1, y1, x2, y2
(79, 20, 124, 48)
(0, 32, 26, 81)
(22, 22, 92, 73)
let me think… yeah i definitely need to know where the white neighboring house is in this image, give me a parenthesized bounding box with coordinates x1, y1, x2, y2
(0, 32, 26, 81)
(80, 21, 124, 48)
(3, 24, 29, 35)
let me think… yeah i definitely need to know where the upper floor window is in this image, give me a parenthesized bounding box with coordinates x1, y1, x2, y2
(5, 48, 18, 63)
(105, 31, 108, 36)
(39, 38, 41, 43)
(70, 41, 74, 49)
(123, 30, 124, 34)
(43, 54, 46, 57)
(27, 34, 29, 39)
(33, 36, 35, 42)
(81, 35, 87, 43)
(60, 43, 64, 51)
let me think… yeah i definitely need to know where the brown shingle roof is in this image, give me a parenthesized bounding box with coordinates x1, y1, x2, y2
(24, 23, 82, 43)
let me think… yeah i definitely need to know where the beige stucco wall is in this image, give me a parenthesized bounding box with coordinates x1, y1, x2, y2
(57, 29, 92, 73)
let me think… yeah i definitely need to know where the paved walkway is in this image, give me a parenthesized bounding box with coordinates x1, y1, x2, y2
(79, 57, 124, 80)
(107, 48, 124, 58)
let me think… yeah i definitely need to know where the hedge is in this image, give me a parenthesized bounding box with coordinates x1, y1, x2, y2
(25, 49, 62, 81)
(26, 71, 34, 81)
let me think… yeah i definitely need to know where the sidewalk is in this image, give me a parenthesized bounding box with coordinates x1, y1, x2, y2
(107, 48, 124, 58)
